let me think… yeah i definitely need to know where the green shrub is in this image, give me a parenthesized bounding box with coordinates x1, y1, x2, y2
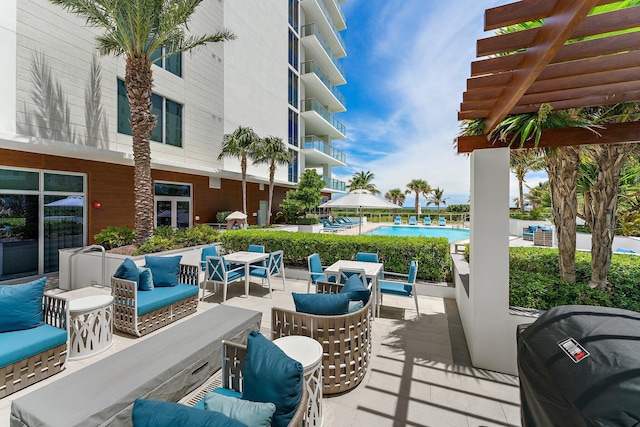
(134, 236, 176, 255)
(216, 211, 233, 223)
(290, 216, 319, 225)
(220, 230, 451, 282)
(94, 226, 135, 250)
(180, 224, 220, 246)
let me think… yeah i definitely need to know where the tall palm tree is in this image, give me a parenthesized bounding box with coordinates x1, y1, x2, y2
(50, 0, 235, 246)
(218, 126, 261, 215)
(427, 187, 447, 210)
(347, 171, 381, 195)
(252, 136, 293, 225)
(405, 179, 431, 213)
(384, 188, 405, 206)
(525, 181, 551, 211)
(510, 150, 544, 214)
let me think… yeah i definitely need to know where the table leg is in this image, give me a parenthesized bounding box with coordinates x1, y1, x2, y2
(245, 263, 250, 298)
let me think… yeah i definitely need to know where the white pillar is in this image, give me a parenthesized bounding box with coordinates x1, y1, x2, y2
(0, 1, 17, 133)
(467, 147, 514, 373)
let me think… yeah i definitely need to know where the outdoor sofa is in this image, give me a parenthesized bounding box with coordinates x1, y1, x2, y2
(272, 280, 372, 395)
(0, 277, 68, 398)
(111, 257, 200, 337)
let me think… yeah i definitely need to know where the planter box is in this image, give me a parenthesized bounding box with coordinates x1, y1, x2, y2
(297, 224, 323, 233)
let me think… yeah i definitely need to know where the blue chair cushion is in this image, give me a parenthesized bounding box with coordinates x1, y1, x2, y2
(249, 266, 268, 278)
(616, 248, 636, 253)
(136, 284, 198, 315)
(522, 232, 533, 237)
(539, 227, 552, 232)
(201, 246, 219, 271)
(204, 392, 276, 427)
(340, 274, 371, 304)
(379, 280, 412, 297)
(0, 277, 46, 333)
(132, 399, 244, 427)
(242, 331, 303, 427)
(528, 225, 539, 233)
(145, 255, 182, 287)
(292, 292, 350, 315)
(226, 269, 245, 282)
(113, 258, 139, 283)
(0, 324, 67, 368)
(193, 387, 243, 410)
(137, 267, 154, 291)
(348, 300, 364, 313)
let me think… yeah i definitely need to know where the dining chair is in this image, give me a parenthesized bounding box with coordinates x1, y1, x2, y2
(338, 267, 369, 290)
(307, 253, 326, 293)
(204, 256, 246, 303)
(248, 244, 265, 253)
(355, 252, 378, 263)
(249, 250, 286, 297)
(379, 260, 419, 315)
(200, 245, 218, 271)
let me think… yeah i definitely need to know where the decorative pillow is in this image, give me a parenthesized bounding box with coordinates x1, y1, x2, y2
(204, 392, 276, 427)
(137, 267, 154, 291)
(132, 399, 244, 427)
(242, 331, 303, 427)
(348, 300, 364, 313)
(292, 292, 349, 315)
(145, 255, 182, 287)
(340, 274, 371, 304)
(113, 258, 139, 283)
(528, 225, 539, 233)
(0, 277, 46, 333)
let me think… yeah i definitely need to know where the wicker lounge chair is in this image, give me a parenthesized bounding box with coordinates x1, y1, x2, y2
(534, 228, 553, 247)
(272, 281, 372, 395)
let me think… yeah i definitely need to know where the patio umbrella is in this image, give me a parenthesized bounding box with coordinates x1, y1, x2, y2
(44, 196, 84, 207)
(318, 189, 401, 234)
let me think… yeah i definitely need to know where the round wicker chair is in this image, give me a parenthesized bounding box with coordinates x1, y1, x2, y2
(271, 281, 372, 395)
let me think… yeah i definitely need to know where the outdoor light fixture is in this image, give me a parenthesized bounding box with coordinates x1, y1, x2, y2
(93, 201, 101, 209)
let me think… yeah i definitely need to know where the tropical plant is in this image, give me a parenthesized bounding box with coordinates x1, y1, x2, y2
(405, 179, 431, 213)
(218, 126, 261, 215)
(51, 0, 235, 246)
(510, 150, 544, 213)
(427, 187, 447, 210)
(278, 169, 325, 222)
(252, 136, 293, 225)
(525, 181, 551, 211)
(347, 171, 381, 195)
(384, 188, 405, 207)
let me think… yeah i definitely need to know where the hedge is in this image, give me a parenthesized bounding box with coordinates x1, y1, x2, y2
(220, 230, 451, 282)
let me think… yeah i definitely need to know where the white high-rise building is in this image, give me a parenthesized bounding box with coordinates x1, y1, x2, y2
(0, 0, 347, 282)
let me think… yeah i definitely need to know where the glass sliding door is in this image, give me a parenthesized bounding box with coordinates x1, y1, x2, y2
(154, 182, 192, 230)
(44, 195, 84, 273)
(0, 194, 39, 281)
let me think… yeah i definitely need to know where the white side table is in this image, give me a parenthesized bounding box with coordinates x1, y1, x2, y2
(274, 335, 324, 427)
(68, 295, 114, 360)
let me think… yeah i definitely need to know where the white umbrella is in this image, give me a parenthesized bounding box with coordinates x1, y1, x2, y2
(319, 190, 401, 234)
(225, 211, 247, 220)
(45, 196, 84, 207)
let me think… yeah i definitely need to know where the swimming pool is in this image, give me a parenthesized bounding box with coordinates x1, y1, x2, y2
(365, 226, 470, 242)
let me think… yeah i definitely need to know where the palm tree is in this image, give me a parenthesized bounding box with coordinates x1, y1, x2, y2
(405, 179, 431, 213)
(50, 0, 235, 246)
(510, 150, 544, 214)
(427, 187, 447, 210)
(384, 188, 405, 206)
(347, 171, 381, 195)
(252, 136, 293, 225)
(525, 181, 551, 211)
(218, 126, 261, 215)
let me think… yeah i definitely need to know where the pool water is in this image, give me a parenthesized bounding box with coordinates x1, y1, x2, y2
(365, 226, 470, 242)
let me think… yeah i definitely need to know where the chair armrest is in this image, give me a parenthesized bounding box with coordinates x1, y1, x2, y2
(317, 280, 344, 295)
(382, 271, 409, 279)
(226, 264, 247, 275)
(222, 340, 247, 392)
(43, 294, 68, 330)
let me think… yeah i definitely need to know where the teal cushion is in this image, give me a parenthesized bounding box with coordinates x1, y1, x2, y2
(528, 225, 539, 233)
(292, 292, 349, 315)
(132, 399, 244, 427)
(145, 255, 182, 287)
(114, 258, 139, 283)
(522, 232, 533, 237)
(0, 277, 46, 333)
(0, 324, 67, 368)
(136, 284, 198, 315)
(348, 300, 364, 313)
(380, 280, 412, 297)
(340, 274, 371, 304)
(616, 248, 636, 253)
(194, 387, 243, 410)
(204, 392, 276, 427)
(137, 267, 154, 291)
(242, 331, 303, 427)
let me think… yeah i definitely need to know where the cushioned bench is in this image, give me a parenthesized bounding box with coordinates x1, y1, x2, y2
(10, 305, 262, 427)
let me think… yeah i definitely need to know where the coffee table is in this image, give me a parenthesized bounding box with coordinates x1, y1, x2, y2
(68, 295, 113, 360)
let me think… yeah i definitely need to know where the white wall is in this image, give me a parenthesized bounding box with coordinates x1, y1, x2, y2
(0, 2, 17, 134)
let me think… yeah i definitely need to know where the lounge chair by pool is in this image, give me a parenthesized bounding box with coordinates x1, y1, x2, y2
(394, 216, 401, 225)
(438, 217, 446, 226)
(409, 216, 417, 225)
(423, 217, 431, 226)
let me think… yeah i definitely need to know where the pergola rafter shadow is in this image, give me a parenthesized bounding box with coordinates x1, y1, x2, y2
(456, 0, 640, 153)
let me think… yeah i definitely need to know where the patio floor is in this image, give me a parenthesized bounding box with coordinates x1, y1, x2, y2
(1, 274, 522, 427)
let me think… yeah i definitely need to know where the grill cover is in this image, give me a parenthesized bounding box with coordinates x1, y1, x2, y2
(517, 305, 640, 427)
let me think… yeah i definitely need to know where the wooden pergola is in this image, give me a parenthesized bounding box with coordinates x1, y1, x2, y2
(456, 0, 640, 153)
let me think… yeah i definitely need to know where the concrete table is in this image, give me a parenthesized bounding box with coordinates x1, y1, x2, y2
(224, 251, 269, 298)
(68, 295, 114, 360)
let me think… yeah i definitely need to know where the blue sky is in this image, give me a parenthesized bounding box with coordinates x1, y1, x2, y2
(330, 0, 548, 207)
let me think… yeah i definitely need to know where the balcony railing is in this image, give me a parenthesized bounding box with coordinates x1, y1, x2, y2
(301, 23, 346, 78)
(308, 0, 346, 52)
(302, 99, 346, 135)
(303, 136, 346, 163)
(302, 61, 346, 107)
(322, 175, 346, 191)
(324, 0, 346, 28)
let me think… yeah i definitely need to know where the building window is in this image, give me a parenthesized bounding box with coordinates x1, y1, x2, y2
(288, 149, 298, 183)
(288, 69, 298, 107)
(289, 0, 299, 30)
(151, 48, 182, 77)
(117, 79, 183, 147)
(288, 30, 299, 71)
(154, 182, 191, 229)
(288, 109, 298, 147)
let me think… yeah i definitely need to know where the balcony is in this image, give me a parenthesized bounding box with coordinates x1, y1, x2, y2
(301, 136, 346, 167)
(301, 23, 346, 85)
(301, 61, 346, 112)
(322, 175, 346, 192)
(301, 98, 346, 140)
(300, 0, 346, 57)
(323, 0, 346, 30)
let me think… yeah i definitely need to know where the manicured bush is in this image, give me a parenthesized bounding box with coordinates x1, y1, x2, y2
(216, 211, 233, 223)
(94, 225, 135, 249)
(220, 230, 451, 282)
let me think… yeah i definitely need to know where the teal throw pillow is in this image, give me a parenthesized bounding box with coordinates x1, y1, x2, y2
(348, 300, 364, 313)
(204, 392, 276, 427)
(242, 331, 303, 427)
(113, 258, 139, 283)
(145, 255, 182, 287)
(340, 274, 371, 304)
(132, 399, 244, 427)
(528, 225, 538, 233)
(137, 267, 154, 291)
(292, 292, 349, 315)
(0, 277, 46, 333)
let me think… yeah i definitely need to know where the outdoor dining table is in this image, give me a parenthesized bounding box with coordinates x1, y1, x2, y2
(223, 251, 270, 298)
(325, 260, 384, 318)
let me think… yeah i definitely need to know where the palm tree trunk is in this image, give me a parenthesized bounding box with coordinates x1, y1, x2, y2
(519, 178, 525, 214)
(414, 194, 419, 213)
(546, 147, 579, 283)
(267, 162, 276, 226)
(584, 191, 594, 229)
(589, 144, 634, 289)
(241, 153, 247, 215)
(126, 55, 156, 246)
